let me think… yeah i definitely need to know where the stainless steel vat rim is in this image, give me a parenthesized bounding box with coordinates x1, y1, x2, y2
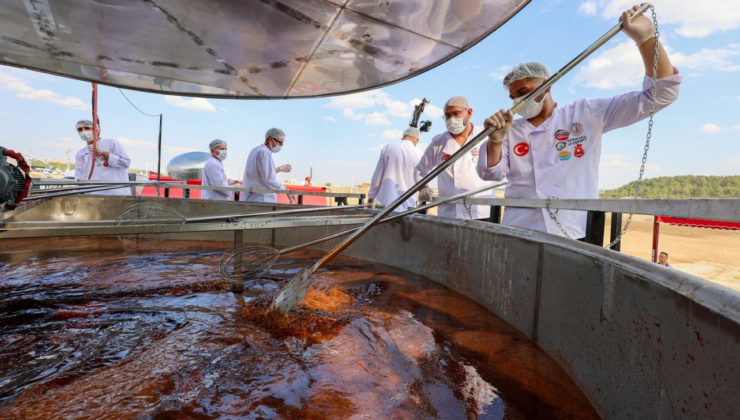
(0, 0, 531, 99)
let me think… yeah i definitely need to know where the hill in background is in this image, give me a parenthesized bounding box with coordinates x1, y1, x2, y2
(600, 175, 740, 199)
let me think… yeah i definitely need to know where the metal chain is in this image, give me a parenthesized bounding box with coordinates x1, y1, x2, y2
(546, 5, 660, 248)
(462, 197, 474, 220)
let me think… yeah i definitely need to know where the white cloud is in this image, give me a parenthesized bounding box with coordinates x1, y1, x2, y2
(701, 123, 723, 134)
(575, 41, 740, 89)
(599, 154, 662, 189)
(0, 70, 89, 110)
(488, 65, 512, 81)
(381, 129, 403, 139)
(220, 107, 229, 113)
(368, 133, 377, 137)
(323, 116, 337, 122)
(342, 108, 365, 121)
(164, 96, 216, 113)
(736, 96, 740, 101)
(577, 1, 597, 16)
(600, 0, 740, 38)
(324, 90, 390, 109)
(165, 146, 198, 154)
(365, 112, 391, 126)
(41, 137, 80, 149)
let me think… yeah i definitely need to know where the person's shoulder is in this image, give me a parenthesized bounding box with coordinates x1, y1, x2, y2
(75, 147, 87, 156)
(430, 132, 449, 145)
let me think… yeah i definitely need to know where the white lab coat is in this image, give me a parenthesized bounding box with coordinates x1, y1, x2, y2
(241, 144, 285, 203)
(74, 138, 131, 196)
(415, 124, 492, 219)
(202, 156, 232, 201)
(368, 140, 423, 212)
(477, 69, 682, 238)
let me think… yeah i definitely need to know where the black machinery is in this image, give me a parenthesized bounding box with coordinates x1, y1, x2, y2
(0, 146, 32, 210)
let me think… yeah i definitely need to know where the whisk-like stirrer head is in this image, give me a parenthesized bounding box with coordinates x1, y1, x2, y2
(218, 245, 280, 284)
(115, 203, 187, 246)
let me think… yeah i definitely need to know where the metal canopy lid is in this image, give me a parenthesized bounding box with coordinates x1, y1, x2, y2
(0, 0, 530, 99)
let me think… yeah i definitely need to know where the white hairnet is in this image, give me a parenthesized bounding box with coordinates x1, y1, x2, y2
(403, 127, 421, 138)
(76, 119, 93, 127)
(444, 96, 470, 110)
(209, 139, 227, 150)
(265, 128, 285, 140)
(503, 62, 551, 89)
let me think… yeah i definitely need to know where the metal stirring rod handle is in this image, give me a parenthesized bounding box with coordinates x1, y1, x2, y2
(278, 181, 507, 256)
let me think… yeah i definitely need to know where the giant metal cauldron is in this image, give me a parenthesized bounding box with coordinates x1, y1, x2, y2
(1, 194, 739, 419)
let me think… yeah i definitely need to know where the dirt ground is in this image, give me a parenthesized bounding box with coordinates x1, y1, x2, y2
(603, 215, 740, 292)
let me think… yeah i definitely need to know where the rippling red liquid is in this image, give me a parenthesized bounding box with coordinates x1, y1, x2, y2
(0, 238, 599, 419)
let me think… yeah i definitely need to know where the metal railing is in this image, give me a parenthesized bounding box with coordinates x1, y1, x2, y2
(30, 179, 367, 205)
(435, 197, 740, 251)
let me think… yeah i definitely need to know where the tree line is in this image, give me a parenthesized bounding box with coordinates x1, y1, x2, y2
(600, 175, 740, 199)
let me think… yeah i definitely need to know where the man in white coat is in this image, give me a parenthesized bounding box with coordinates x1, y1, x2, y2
(241, 128, 292, 203)
(202, 139, 238, 200)
(368, 127, 423, 212)
(477, 5, 681, 240)
(415, 96, 492, 220)
(73, 119, 132, 196)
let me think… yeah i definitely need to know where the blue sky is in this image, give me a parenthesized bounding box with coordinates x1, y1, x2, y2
(1, 0, 738, 189)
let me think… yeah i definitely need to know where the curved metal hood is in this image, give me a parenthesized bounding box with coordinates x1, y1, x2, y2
(0, 0, 529, 99)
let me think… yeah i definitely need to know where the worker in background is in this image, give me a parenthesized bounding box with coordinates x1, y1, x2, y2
(202, 139, 238, 200)
(415, 96, 492, 220)
(74, 119, 132, 195)
(368, 127, 423, 212)
(658, 252, 671, 267)
(477, 5, 681, 240)
(241, 128, 292, 203)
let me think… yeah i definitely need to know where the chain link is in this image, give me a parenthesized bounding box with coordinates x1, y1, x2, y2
(462, 197, 474, 220)
(546, 5, 660, 247)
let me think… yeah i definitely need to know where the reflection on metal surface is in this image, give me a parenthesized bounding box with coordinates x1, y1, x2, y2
(0, 0, 530, 98)
(166, 152, 210, 180)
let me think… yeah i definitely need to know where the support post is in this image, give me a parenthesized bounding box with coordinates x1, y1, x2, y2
(233, 230, 244, 292)
(609, 212, 623, 252)
(157, 114, 162, 182)
(298, 195, 303, 205)
(652, 217, 660, 263)
(490, 205, 502, 224)
(164, 188, 170, 198)
(359, 194, 365, 205)
(585, 211, 606, 246)
(234, 191, 240, 201)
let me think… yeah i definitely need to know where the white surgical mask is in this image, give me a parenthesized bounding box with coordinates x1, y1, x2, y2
(216, 150, 227, 161)
(445, 117, 467, 135)
(79, 131, 94, 142)
(513, 92, 547, 119)
(86, 143, 93, 152)
(270, 139, 283, 154)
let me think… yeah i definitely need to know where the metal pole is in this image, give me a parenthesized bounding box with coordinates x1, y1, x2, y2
(652, 217, 660, 263)
(157, 114, 163, 182)
(270, 4, 653, 314)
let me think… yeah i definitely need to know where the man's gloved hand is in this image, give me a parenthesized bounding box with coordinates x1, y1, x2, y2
(227, 179, 240, 186)
(277, 164, 292, 173)
(620, 4, 655, 45)
(419, 187, 434, 202)
(484, 109, 513, 144)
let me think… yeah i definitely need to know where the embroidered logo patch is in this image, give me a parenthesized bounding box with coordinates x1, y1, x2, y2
(442, 154, 451, 162)
(571, 122, 583, 135)
(555, 130, 569, 141)
(513, 142, 530, 157)
(555, 142, 566, 151)
(574, 144, 585, 158)
(559, 151, 572, 161)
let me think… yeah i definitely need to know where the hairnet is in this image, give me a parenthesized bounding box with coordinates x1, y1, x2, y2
(209, 139, 227, 150)
(502, 62, 550, 89)
(265, 128, 285, 140)
(76, 119, 94, 127)
(444, 96, 470, 110)
(403, 127, 421, 138)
